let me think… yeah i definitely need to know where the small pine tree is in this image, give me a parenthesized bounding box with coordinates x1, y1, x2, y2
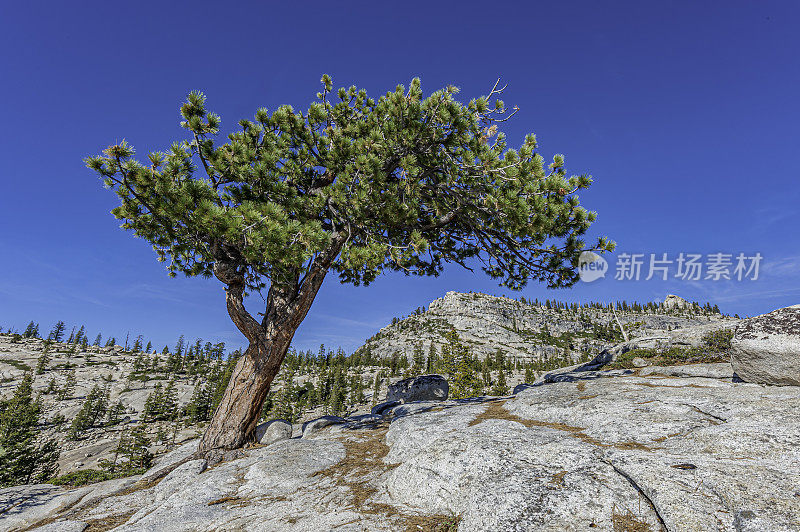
(0, 374, 60, 487)
(68, 385, 110, 439)
(73, 325, 86, 345)
(491, 369, 509, 396)
(57, 370, 77, 401)
(93, 333, 102, 346)
(22, 321, 40, 339)
(371, 373, 382, 405)
(106, 401, 126, 425)
(48, 321, 66, 343)
(35, 351, 50, 374)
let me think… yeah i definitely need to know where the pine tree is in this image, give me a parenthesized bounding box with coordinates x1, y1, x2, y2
(73, 325, 86, 345)
(107, 401, 126, 425)
(371, 373, 382, 405)
(491, 369, 509, 396)
(22, 321, 39, 339)
(444, 330, 482, 400)
(0, 375, 60, 486)
(89, 77, 613, 453)
(68, 385, 110, 439)
(57, 370, 77, 401)
(48, 321, 66, 342)
(35, 351, 50, 374)
(101, 425, 152, 474)
(93, 333, 102, 346)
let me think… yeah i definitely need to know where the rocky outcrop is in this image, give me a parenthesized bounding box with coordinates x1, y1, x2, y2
(5, 368, 798, 531)
(357, 291, 733, 363)
(386, 374, 448, 403)
(731, 305, 800, 385)
(663, 294, 690, 310)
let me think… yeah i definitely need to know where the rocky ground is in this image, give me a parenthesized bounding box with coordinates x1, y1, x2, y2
(3, 358, 798, 531)
(4, 297, 798, 531)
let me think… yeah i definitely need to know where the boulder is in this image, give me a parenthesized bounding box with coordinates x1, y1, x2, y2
(301, 416, 346, 438)
(663, 294, 690, 310)
(731, 305, 800, 385)
(512, 382, 535, 394)
(371, 400, 401, 416)
(255, 419, 292, 446)
(386, 374, 448, 403)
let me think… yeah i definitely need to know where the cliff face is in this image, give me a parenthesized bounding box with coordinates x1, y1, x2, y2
(357, 291, 735, 363)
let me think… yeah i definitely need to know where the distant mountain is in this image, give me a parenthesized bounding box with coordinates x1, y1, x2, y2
(355, 291, 734, 363)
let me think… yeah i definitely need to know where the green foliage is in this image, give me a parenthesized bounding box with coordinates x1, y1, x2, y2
(143, 380, 178, 422)
(68, 385, 110, 439)
(48, 321, 66, 342)
(491, 369, 509, 396)
(88, 77, 611, 297)
(0, 358, 31, 372)
(57, 370, 77, 401)
(0, 374, 60, 487)
(702, 328, 734, 352)
(35, 351, 50, 374)
(23, 321, 39, 339)
(99, 425, 153, 474)
(50, 468, 137, 487)
(442, 330, 483, 400)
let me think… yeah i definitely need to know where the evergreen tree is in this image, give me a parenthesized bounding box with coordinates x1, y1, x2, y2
(73, 325, 86, 345)
(107, 401, 126, 426)
(48, 321, 66, 342)
(443, 330, 482, 400)
(89, 77, 612, 453)
(371, 373, 382, 405)
(22, 321, 39, 339)
(57, 370, 77, 401)
(491, 369, 509, 396)
(0, 375, 60, 486)
(143, 380, 179, 422)
(93, 333, 103, 346)
(68, 385, 110, 439)
(35, 351, 50, 374)
(100, 425, 152, 474)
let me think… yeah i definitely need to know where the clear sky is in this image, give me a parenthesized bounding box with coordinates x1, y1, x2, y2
(1, 1, 799, 354)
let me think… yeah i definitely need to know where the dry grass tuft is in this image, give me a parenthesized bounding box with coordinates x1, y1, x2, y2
(207, 495, 241, 506)
(84, 510, 138, 532)
(611, 507, 652, 532)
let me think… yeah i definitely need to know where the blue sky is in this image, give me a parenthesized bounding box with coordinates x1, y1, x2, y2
(1, 1, 799, 353)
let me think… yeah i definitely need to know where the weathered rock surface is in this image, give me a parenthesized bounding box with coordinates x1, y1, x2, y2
(255, 419, 293, 445)
(357, 291, 733, 363)
(301, 415, 346, 438)
(6, 367, 798, 531)
(386, 374, 448, 403)
(731, 305, 800, 385)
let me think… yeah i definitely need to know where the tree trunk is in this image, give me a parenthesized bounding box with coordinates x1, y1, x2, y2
(198, 330, 293, 456)
(199, 232, 349, 460)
